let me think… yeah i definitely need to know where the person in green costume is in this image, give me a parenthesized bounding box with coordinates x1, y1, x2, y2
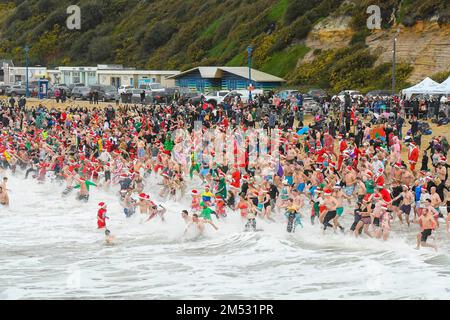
(73, 175, 97, 202)
(189, 149, 200, 179)
(215, 174, 227, 200)
(200, 201, 219, 221)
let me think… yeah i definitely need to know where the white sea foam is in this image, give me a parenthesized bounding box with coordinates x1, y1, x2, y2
(0, 173, 449, 299)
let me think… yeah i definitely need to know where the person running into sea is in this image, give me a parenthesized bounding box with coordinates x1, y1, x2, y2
(181, 210, 192, 224)
(199, 201, 218, 221)
(105, 229, 115, 245)
(147, 201, 166, 222)
(0, 185, 9, 206)
(284, 199, 303, 233)
(97, 202, 108, 229)
(121, 189, 136, 218)
(73, 175, 96, 202)
(416, 207, 438, 252)
(322, 189, 341, 233)
(184, 213, 218, 236)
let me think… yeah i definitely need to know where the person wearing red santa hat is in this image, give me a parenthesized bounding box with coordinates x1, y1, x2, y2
(337, 134, 347, 171)
(376, 182, 392, 209)
(137, 193, 150, 215)
(375, 168, 385, 186)
(408, 141, 419, 173)
(191, 189, 201, 212)
(215, 195, 227, 218)
(97, 202, 108, 229)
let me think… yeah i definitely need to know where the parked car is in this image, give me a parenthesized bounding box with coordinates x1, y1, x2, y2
(332, 90, 364, 102)
(71, 86, 92, 100)
(277, 89, 300, 100)
(302, 94, 320, 114)
(87, 84, 118, 102)
(307, 89, 327, 102)
(138, 83, 165, 95)
(68, 83, 85, 96)
(118, 85, 133, 95)
(6, 84, 27, 96)
(162, 86, 190, 103)
(203, 90, 230, 106)
(235, 89, 263, 103)
(177, 91, 202, 105)
(101, 85, 119, 102)
(0, 84, 11, 95)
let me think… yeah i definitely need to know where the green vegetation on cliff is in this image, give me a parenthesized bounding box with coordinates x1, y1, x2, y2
(0, 0, 447, 92)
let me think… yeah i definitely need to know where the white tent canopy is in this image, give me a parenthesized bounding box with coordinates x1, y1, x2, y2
(436, 76, 450, 94)
(402, 77, 442, 98)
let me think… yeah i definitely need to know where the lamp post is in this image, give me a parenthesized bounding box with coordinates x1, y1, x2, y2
(24, 45, 30, 98)
(247, 45, 253, 102)
(392, 28, 400, 97)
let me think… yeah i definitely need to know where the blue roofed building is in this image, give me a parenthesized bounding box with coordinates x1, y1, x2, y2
(167, 66, 286, 92)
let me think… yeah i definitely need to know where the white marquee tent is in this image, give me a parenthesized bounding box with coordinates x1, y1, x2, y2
(436, 76, 450, 94)
(402, 77, 442, 98)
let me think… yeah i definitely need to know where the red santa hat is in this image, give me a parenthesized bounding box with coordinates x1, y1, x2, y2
(376, 168, 384, 176)
(439, 156, 447, 163)
(367, 171, 373, 178)
(242, 175, 249, 181)
(329, 162, 336, 168)
(138, 193, 147, 200)
(373, 193, 381, 199)
(324, 189, 332, 196)
(98, 202, 107, 208)
(421, 186, 428, 192)
(191, 189, 199, 195)
(380, 203, 388, 210)
(394, 162, 403, 169)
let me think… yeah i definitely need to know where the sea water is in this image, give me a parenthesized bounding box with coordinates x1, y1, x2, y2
(0, 173, 449, 300)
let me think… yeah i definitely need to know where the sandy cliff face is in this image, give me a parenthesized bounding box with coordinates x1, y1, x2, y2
(302, 18, 450, 82)
(366, 21, 450, 82)
(302, 16, 354, 63)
